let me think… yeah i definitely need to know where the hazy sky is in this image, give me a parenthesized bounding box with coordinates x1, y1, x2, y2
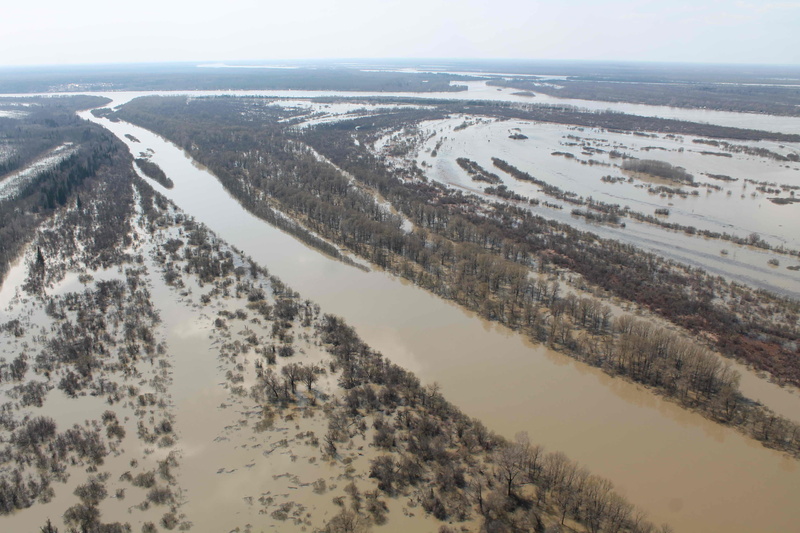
(1, 0, 798, 66)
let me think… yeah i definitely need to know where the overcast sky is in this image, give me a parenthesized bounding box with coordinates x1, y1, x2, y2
(1, 0, 798, 67)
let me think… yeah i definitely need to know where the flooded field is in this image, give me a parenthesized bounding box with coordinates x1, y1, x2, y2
(415, 118, 800, 243)
(401, 116, 800, 297)
(61, 103, 800, 533)
(0, 195, 446, 532)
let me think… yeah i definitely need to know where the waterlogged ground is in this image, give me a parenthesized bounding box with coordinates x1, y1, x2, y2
(0, 193, 450, 532)
(386, 116, 800, 297)
(413, 117, 800, 245)
(0, 223, 185, 531)
(0, 110, 28, 119)
(72, 89, 800, 298)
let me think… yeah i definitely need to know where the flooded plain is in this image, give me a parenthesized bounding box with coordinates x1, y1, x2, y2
(415, 118, 800, 244)
(69, 102, 800, 533)
(405, 116, 800, 297)
(0, 202, 449, 532)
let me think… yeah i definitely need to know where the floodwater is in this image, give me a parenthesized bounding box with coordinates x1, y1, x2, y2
(75, 104, 800, 533)
(502, 82, 800, 136)
(0, 260, 177, 531)
(411, 116, 800, 297)
(0, 221, 441, 532)
(146, 257, 344, 532)
(418, 118, 800, 245)
(151, 263, 439, 533)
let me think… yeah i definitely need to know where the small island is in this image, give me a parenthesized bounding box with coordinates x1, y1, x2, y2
(134, 157, 174, 189)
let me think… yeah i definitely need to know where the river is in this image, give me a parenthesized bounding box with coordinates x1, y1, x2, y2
(71, 96, 800, 533)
